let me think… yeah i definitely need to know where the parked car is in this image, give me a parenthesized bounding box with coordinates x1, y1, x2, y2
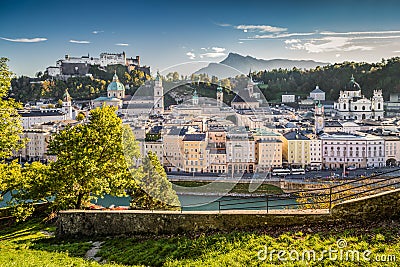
(347, 166, 357, 171)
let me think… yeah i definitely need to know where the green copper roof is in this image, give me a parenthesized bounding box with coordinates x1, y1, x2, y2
(107, 73, 125, 91)
(217, 81, 223, 92)
(192, 89, 198, 99)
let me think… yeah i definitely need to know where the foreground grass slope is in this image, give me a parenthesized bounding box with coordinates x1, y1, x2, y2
(0, 218, 399, 266)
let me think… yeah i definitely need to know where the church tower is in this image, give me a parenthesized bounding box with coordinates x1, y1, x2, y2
(153, 71, 164, 115)
(247, 70, 254, 97)
(192, 89, 199, 106)
(314, 101, 325, 134)
(371, 89, 384, 120)
(216, 82, 223, 107)
(62, 89, 73, 119)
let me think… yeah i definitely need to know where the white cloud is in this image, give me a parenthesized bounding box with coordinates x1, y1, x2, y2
(69, 39, 90, 44)
(284, 39, 300, 44)
(321, 30, 400, 36)
(252, 32, 315, 39)
(186, 52, 196, 59)
(92, 30, 104, 34)
(218, 23, 231, 27)
(287, 36, 373, 53)
(200, 52, 226, 58)
(115, 43, 129, 46)
(235, 24, 287, 33)
(1, 37, 47, 43)
(336, 54, 341, 58)
(211, 47, 226, 53)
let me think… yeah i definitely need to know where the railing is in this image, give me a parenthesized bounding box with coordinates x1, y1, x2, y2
(181, 168, 400, 213)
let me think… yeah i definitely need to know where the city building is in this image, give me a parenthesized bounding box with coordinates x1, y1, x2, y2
(252, 129, 282, 172)
(334, 75, 384, 120)
(92, 72, 125, 108)
(309, 85, 325, 101)
(320, 132, 385, 169)
(19, 110, 66, 129)
(163, 126, 188, 172)
(310, 137, 322, 170)
(382, 135, 400, 166)
(281, 94, 296, 103)
(226, 127, 255, 173)
(281, 131, 310, 168)
(182, 133, 207, 173)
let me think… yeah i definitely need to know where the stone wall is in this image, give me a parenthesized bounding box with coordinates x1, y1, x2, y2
(331, 188, 400, 221)
(56, 189, 400, 238)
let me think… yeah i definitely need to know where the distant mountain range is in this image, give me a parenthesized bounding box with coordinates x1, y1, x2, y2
(194, 53, 328, 78)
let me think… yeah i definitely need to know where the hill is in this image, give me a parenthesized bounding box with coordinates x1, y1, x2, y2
(195, 53, 327, 78)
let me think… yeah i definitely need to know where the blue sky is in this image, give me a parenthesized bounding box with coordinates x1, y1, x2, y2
(2, 0, 400, 76)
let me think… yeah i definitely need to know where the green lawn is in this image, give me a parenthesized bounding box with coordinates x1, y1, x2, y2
(0, 218, 399, 266)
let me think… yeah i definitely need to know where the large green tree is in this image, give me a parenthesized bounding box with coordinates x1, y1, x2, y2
(0, 58, 26, 205)
(0, 58, 25, 159)
(130, 151, 180, 210)
(47, 105, 141, 209)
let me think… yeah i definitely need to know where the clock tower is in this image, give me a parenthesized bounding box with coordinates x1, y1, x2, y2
(315, 101, 324, 134)
(153, 71, 164, 115)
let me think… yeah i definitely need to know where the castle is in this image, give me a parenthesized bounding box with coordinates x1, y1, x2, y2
(46, 52, 150, 78)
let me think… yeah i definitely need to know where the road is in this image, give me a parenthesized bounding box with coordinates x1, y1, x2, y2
(168, 167, 400, 182)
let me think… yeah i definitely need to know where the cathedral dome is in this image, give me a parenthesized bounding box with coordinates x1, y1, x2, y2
(107, 72, 125, 91)
(347, 75, 361, 91)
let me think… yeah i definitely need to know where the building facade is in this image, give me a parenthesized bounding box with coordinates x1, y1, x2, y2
(334, 75, 384, 120)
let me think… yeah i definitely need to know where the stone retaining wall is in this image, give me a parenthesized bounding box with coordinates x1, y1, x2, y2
(56, 189, 400, 238)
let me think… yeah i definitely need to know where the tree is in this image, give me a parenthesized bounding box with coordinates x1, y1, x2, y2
(0, 58, 25, 159)
(76, 112, 86, 121)
(46, 105, 141, 209)
(130, 151, 180, 210)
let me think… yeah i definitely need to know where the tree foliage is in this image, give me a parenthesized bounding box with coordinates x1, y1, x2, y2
(46, 105, 140, 209)
(0, 58, 25, 159)
(252, 58, 400, 101)
(130, 151, 180, 210)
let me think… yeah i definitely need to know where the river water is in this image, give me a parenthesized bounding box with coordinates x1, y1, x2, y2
(1, 192, 297, 211)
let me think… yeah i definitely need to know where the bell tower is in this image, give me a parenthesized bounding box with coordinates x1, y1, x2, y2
(216, 82, 223, 107)
(314, 101, 324, 134)
(62, 89, 73, 119)
(153, 71, 164, 115)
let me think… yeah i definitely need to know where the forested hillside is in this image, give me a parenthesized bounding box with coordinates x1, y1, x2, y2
(253, 57, 400, 102)
(10, 64, 150, 103)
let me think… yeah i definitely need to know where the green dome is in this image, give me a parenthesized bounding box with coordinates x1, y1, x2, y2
(107, 73, 125, 91)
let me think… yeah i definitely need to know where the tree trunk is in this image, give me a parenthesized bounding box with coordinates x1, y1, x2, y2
(76, 192, 84, 209)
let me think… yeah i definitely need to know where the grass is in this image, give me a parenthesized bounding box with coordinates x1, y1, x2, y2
(0, 218, 400, 266)
(0, 219, 127, 267)
(172, 181, 284, 195)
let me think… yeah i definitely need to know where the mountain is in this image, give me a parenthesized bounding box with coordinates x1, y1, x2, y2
(194, 53, 328, 78)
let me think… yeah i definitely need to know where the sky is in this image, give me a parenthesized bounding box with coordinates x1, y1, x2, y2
(2, 0, 400, 76)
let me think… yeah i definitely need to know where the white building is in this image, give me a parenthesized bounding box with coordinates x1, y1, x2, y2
(320, 132, 385, 169)
(334, 75, 384, 121)
(99, 52, 126, 67)
(310, 138, 322, 170)
(19, 110, 67, 129)
(226, 127, 255, 173)
(282, 94, 295, 103)
(381, 135, 400, 166)
(309, 85, 325, 101)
